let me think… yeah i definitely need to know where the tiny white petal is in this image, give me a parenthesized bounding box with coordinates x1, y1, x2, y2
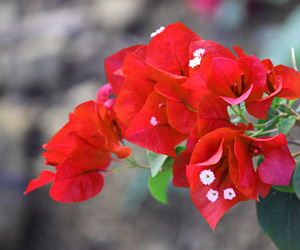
(199, 169, 215, 185)
(223, 188, 236, 200)
(150, 116, 158, 126)
(193, 48, 205, 58)
(150, 26, 165, 38)
(189, 57, 202, 68)
(206, 189, 219, 203)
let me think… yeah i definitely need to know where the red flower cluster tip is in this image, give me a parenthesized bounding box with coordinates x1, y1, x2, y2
(26, 22, 300, 229)
(25, 84, 131, 202)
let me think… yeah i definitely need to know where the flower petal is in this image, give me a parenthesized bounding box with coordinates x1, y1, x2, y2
(24, 170, 55, 194)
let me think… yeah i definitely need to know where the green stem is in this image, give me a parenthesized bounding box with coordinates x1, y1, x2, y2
(229, 105, 240, 117)
(125, 157, 151, 169)
(249, 128, 264, 138)
(105, 157, 151, 176)
(229, 105, 249, 124)
(280, 103, 300, 118)
(181, 99, 198, 113)
(238, 104, 249, 124)
(248, 128, 278, 136)
(253, 113, 286, 128)
(110, 165, 136, 173)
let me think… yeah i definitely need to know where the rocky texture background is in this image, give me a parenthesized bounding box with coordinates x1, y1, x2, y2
(1, 0, 300, 249)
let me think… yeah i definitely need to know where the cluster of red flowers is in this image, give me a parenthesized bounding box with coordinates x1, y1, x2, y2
(26, 22, 300, 229)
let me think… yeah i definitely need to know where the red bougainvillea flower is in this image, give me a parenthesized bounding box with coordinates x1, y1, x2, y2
(25, 86, 131, 202)
(105, 45, 147, 95)
(173, 94, 252, 190)
(186, 127, 295, 230)
(205, 47, 266, 106)
(245, 59, 300, 119)
(186, 94, 237, 151)
(146, 22, 202, 76)
(113, 23, 204, 156)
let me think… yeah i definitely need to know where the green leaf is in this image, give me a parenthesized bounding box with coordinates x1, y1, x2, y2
(272, 179, 295, 193)
(271, 97, 286, 110)
(147, 146, 186, 177)
(257, 107, 278, 136)
(293, 163, 300, 200)
(175, 145, 186, 154)
(278, 116, 295, 135)
(257, 189, 300, 250)
(148, 169, 172, 204)
(147, 150, 168, 177)
(275, 97, 287, 105)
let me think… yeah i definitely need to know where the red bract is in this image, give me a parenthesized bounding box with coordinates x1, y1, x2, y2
(206, 50, 266, 106)
(113, 23, 205, 155)
(25, 89, 131, 202)
(246, 59, 300, 119)
(172, 149, 192, 188)
(235, 133, 295, 187)
(186, 127, 295, 230)
(105, 45, 147, 95)
(146, 22, 202, 76)
(186, 94, 248, 151)
(124, 91, 187, 157)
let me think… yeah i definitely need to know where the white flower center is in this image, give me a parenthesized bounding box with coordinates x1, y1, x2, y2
(150, 26, 165, 38)
(150, 117, 158, 126)
(206, 189, 219, 203)
(199, 169, 215, 185)
(193, 48, 205, 58)
(189, 48, 205, 68)
(223, 188, 236, 200)
(189, 57, 202, 68)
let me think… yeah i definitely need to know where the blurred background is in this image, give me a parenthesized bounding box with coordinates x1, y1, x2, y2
(1, 0, 300, 249)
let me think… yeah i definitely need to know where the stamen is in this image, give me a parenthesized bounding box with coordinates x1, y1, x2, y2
(266, 73, 277, 93)
(206, 189, 219, 203)
(231, 82, 239, 96)
(158, 103, 166, 108)
(249, 143, 263, 156)
(241, 73, 246, 90)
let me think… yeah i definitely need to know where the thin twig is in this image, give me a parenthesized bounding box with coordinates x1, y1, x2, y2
(290, 47, 298, 71)
(287, 138, 300, 147)
(292, 150, 300, 158)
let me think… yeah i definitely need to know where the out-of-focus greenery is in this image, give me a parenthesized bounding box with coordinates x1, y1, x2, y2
(258, 3, 300, 67)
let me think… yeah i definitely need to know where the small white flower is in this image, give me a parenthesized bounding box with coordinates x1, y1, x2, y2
(189, 57, 202, 68)
(193, 48, 205, 58)
(206, 189, 219, 203)
(150, 26, 165, 38)
(150, 117, 158, 126)
(223, 188, 236, 200)
(199, 169, 215, 185)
